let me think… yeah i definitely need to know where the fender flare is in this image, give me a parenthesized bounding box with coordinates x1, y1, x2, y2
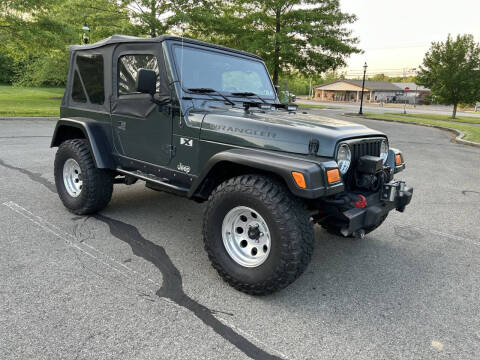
(189, 148, 343, 199)
(50, 118, 115, 169)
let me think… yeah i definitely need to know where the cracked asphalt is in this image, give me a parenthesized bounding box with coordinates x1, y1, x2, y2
(1, 113, 480, 360)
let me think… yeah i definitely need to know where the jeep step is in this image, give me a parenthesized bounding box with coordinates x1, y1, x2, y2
(116, 168, 189, 194)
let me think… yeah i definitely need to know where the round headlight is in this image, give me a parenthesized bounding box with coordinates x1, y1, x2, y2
(380, 139, 389, 163)
(336, 144, 351, 174)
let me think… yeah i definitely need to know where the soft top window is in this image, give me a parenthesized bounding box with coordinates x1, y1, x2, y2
(72, 54, 105, 105)
(71, 70, 87, 103)
(118, 54, 159, 95)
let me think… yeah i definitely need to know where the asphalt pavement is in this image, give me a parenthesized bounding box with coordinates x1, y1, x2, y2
(297, 99, 480, 118)
(1, 113, 480, 360)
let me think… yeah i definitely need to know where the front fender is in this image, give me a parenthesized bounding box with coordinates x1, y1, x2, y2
(51, 118, 115, 169)
(190, 148, 344, 199)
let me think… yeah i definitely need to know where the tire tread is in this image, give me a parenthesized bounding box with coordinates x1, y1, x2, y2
(54, 139, 113, 215)
(203, 174, 314, 295)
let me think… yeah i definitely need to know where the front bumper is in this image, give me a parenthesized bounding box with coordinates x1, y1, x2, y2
(320, 180, 413, 237)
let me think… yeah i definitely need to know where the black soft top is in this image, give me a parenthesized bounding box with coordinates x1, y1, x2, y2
(70, 34, 262, 60)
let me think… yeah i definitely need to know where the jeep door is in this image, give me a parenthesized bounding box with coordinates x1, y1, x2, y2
(111, 44, 172, 166)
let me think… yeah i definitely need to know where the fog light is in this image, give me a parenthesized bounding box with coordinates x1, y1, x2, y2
(327, 168, 340, 184)
(291, 171, 306, 188)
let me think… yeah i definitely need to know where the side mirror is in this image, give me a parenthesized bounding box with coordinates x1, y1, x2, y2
(274, 85, 280, 95)
(136, 68, 157, 95)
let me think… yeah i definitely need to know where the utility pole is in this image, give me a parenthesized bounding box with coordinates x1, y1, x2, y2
(413, 84, 418, 108)
(404, 86, 410, 114)
(359, 62, 367, 115)
(411, 68, 417, 108)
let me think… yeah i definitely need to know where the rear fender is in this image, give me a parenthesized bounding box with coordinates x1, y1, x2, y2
(51, 118, 115, 169)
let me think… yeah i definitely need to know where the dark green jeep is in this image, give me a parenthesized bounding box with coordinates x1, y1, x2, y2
(51, 35, 413, 295)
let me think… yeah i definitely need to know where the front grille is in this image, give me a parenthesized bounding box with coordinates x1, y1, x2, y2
(344, 139, 382, 189)
(351, 140, 381, 161)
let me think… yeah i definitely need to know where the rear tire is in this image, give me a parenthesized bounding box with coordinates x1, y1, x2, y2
(54, 139, 113, 215)
(203, 174, 314, 295)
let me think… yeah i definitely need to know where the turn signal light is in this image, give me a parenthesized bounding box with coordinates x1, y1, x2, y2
(327, 168, 340, 184)
(395, 154, 402, 165)
(291, 172, 306, 189)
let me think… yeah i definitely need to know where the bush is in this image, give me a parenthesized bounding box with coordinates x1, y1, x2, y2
(0, 55, 15, 84)
(14, 50, 69, 87)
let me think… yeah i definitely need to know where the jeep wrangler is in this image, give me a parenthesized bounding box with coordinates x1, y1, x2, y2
(51, 35, 413, 295)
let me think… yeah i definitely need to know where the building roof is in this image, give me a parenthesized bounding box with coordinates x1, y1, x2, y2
(314, 80, 430, 92)
(69, 34, 262, 60)
(345, 80, 402, 91)
(315, 80, 401, 91)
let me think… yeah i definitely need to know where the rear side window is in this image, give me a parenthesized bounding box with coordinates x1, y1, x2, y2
(71, 71, 87, 103)
(72, 54, 105, 105)
(118, 54, 159, 95)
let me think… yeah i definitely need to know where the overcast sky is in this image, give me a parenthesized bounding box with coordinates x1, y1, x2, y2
(340, 0, 480, 77)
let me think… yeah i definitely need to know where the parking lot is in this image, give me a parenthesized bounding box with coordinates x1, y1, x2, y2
(1, 112, 480, 359)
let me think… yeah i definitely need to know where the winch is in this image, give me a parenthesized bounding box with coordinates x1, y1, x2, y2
(354, 155, 390, 192)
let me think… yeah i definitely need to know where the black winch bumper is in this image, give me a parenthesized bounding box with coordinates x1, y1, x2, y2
(322, 180, 413, 237)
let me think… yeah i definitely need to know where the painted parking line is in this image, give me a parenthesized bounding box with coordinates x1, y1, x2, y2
(2, 200, 288, 360)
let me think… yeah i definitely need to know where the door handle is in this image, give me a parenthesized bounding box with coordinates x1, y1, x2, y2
(117, 121, 126, 131)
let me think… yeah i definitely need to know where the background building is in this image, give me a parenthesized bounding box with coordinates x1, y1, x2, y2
(392, 82, 431, 104)
(314, 80, 430, 104)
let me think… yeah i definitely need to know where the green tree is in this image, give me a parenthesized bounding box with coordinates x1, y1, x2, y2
(417, 34, 480, 118)
(186, 0, 361, 85)
(0, 0, 134, 86)
(121, 0, 186, 37)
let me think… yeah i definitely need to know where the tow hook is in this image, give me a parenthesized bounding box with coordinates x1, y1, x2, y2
(353, 229, 366, 239)
(354, 195, 367, 208)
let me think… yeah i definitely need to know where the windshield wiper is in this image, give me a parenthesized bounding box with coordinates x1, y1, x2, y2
(231, 91, 267, 104)
(187, 88, 234, 106)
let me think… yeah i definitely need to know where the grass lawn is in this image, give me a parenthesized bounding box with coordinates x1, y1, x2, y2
(297, 103, 332, 109)
(386, 112, 480, 125)
(0, 85, 64, 117)
(364, 112, 480, 143)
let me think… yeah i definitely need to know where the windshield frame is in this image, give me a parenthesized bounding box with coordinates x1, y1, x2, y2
(168, 41, 277, 101)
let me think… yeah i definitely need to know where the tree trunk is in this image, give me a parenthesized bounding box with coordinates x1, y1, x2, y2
(452, 103, 457, 119)
(272, 8, 281, 86)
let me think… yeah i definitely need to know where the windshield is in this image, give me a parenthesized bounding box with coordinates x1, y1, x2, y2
(173, 45, 275, 98)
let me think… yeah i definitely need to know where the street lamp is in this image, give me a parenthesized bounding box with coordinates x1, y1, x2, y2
(358, 62, 367, 115)
(82, 22, 90, 45)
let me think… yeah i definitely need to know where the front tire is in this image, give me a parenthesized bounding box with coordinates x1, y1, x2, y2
(203, 175, 314, 295)
(54, 139, 113, 215)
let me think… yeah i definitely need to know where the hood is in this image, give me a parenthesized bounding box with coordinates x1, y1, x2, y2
(199, 107, 385, 157)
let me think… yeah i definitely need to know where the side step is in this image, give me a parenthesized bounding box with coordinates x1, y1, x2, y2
(116, 168, 189, 194)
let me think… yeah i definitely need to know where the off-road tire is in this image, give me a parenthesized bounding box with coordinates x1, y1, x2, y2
(203, 174, 314, 295)
(54, 139, 113, 215)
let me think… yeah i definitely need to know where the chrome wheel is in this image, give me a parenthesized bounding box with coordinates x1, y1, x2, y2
(222, 206, 271, 268)
(63, 158, 83, 197)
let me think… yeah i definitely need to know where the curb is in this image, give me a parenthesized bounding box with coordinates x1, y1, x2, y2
(0, 117, 58, 121)
(343, 113, 480, 148)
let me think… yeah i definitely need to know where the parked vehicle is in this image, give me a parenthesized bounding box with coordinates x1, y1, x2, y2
(279, 90, 296, 103)
(51, 35, 413, 295)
